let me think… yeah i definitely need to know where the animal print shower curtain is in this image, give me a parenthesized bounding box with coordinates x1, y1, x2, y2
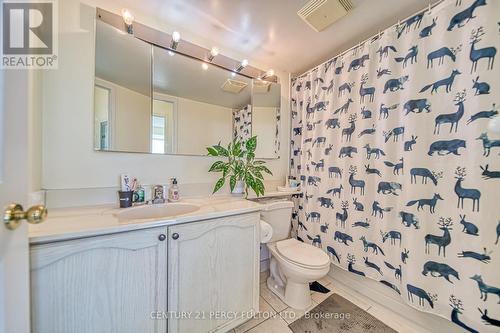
(290, 0, 499, 331)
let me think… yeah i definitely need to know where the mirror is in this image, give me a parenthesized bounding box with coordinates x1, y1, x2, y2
(94, 20, 281, 158)
(94, 20, 152, 153)
(251, 81, 281, 159)
(152, 45, 251, 155)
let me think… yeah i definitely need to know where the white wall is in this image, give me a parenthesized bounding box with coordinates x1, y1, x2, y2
(41, 0, 290, 197)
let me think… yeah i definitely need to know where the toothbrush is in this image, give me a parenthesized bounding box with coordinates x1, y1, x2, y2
(130, 178, 137, 192)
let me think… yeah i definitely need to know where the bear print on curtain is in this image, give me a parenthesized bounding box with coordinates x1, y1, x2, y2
(289, 0, 499, 331)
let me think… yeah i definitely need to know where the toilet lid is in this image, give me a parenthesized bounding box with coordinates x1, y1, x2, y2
(276, 239, 330, 268)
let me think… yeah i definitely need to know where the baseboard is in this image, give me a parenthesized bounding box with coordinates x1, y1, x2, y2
(327, 265, 462, 333)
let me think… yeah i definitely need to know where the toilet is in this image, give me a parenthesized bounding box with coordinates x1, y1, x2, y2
(260, 200, 330, 310)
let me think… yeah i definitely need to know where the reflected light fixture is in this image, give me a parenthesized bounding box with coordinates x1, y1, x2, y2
(168, 50, 175, 56)
(235, 59, 248, 72)
(261, 69, 275, 80)
(207, 47, 219, 62)
(121, 9, 134, 34)
(170, 31, 181, 50)
(201, 62, 209, 70)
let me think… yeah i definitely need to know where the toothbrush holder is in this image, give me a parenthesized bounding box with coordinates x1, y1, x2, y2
(118, 190, 134, 208)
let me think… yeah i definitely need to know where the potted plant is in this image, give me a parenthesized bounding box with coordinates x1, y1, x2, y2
(207, 136, 272, 197)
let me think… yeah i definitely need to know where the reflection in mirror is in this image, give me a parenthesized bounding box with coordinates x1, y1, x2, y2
(153, 45, 251, 156)
(251, 81, 281, 159)
(94, 20, 152, 153)
(94, 19, 280, 158)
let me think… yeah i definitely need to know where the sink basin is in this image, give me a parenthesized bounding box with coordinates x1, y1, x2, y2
(116, 203, 200, 221)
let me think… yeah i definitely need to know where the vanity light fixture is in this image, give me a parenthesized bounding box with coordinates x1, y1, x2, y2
(207, 47, 219, 62)
(261, 69, 275, 80)
(235, 59, 248, 72)
(121, 9, 134, 34)
(170, 31, 181, 50)
(201, 62, 209, 70)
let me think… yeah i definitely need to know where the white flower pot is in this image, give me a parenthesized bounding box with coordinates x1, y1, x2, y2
(232, 180, 245, 194)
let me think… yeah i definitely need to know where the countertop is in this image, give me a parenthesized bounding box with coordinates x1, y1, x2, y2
(29, 196, 265, 244)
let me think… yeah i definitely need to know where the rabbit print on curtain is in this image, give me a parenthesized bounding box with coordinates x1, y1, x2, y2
(290, 0, 499, 331)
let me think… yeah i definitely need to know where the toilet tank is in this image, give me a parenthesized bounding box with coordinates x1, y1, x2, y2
(260, 200, 294, 243)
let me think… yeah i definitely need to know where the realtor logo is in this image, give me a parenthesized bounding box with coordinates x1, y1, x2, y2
(2, 0, 58, 69)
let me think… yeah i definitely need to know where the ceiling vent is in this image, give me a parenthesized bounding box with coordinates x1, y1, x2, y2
(221, 79, 248, 94)
(297, 0, 354, 32)
(253, 80, 271, 94)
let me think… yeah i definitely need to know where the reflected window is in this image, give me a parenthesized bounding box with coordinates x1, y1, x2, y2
(152, 115, 166, 154)
(152, 99, 175, 154)
(94, 85, 111, 150)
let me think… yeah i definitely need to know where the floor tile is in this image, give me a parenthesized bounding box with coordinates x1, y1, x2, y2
(244, 315, 293, 333)
(259, 283, 288, 313)
(234, 297, 276, 333)
(279, 300, 318, 325)
(311, 287, 335, 304)
(259, 270, 269, 284)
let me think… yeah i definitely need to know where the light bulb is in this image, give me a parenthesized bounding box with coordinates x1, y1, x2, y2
(201, 63, 209, 70)
(231, 72, 236, 77)
(121, 9, 134, 26)
(241, 59, 249, 68)
(266, 69, 275, 77)
(210, 47, 219, 57)
(168, 50, 175, 56)
(172, 31, 181, 43)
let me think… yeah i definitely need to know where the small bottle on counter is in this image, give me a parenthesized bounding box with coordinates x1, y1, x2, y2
(168, 178, 180, 202)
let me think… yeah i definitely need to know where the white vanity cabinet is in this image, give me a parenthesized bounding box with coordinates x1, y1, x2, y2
(168, 213, 260, 333)
(30, 211, 260, 333)
(30, 226, 168, 333)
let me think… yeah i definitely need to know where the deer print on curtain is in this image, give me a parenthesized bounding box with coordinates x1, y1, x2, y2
(290, 0, 499, 331)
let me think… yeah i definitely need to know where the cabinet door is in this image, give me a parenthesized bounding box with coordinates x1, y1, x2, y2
(168, 213, 260, 333)
(30, 227, 168, 333)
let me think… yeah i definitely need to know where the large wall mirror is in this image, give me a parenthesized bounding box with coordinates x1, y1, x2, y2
(94, 20, 281, 159)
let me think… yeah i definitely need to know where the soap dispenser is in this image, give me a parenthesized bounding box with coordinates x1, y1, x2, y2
(168, 178, 180, 202)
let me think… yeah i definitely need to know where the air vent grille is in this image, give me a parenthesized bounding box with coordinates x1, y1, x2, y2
(221, 79, 248, 94)
(298, 0, 354, 32)
(338, 0, 354, 11)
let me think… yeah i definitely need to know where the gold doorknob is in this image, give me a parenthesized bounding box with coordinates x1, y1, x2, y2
(3, 203, 48, 230)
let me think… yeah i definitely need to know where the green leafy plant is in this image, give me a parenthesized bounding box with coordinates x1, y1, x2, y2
(207, 136, 272, 197)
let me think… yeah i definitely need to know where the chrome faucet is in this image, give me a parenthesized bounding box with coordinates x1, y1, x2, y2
(151, 185, 165, 204)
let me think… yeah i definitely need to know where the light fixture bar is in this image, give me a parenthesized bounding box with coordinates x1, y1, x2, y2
(235, 59, 248, 72)
(170, 31, 181, 50)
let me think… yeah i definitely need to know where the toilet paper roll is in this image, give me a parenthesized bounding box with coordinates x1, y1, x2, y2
(260, 220, 273, 243)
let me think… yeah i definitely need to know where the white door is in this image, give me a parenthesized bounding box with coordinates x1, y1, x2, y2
(0, 70, 35, 333)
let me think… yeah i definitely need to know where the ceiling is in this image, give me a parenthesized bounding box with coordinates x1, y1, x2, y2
(102, 0, 440, 74)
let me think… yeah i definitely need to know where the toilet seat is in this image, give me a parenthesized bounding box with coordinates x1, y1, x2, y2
(276, 239, 330, 269)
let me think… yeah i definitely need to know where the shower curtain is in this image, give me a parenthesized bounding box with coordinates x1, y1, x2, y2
(290, 0, 499, 331)
(233, 105, 252, 142)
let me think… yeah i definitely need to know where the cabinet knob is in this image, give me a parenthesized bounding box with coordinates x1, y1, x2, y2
(158, 234, 166, 241)
(171, 233, 179, 240)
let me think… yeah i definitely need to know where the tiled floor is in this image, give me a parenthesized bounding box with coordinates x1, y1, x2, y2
(232, 272, 339, 333)
(230, 271, 422, 333)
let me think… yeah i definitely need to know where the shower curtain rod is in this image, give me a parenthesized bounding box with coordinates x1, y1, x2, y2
(293, 0, 446, 78)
